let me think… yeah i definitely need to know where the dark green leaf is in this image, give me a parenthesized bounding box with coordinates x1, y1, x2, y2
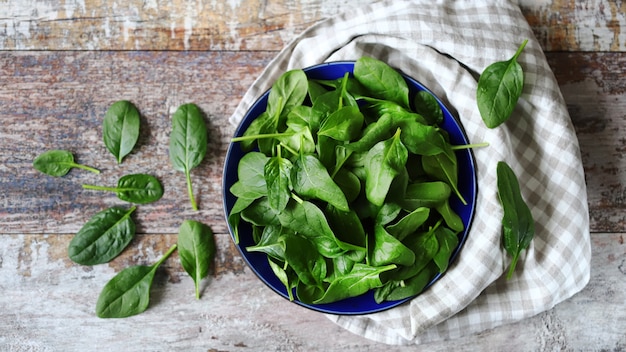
(268, 257, 297, 301)
(314, 263, 396, 304)
(82, 174, 164, 204)
(177, 220, 216, 299)
(240, 197, 280, 227)
(291, 154, 349, 211)
(282, 234, 327, 286)
(264, 152, 293, 212)
(236, 152, 269, 196)
(384, 262, 438, 301)
(103, 100, 140, 164)
(68, 206, 136, 265)
(354, 56, 410, 108)
(169, 103, 208, 211)
(267, 69, 308, 120)
(497, 161, 535, 279)
(477, 40, 527, 128)
(432, 226, 459, 273)
(401, 181, 451, 211)
(422, 144, 467, 205)
(365, 129, 408, 206)
(386, 207, 430, 241)
(318, 106, 364, 141)
(246, 225, 287, 261)
(278, 200, 344, 258)
(33, 150, 100, 177)
(96, 244, 177, 318)
(369, 225, 415, 267)
(414, 90, 443, 125)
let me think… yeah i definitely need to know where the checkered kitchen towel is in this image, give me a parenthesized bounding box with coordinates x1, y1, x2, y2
(229, 0, 591, 345)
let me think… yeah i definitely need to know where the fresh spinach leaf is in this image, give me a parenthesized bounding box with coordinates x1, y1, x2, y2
(386, 207, 430, 241)
(277, 200, 344, 258)
(177, 220, 216, 299)
(432, 226, 459, 273)
(384, 262, 438, 301)
(169, 103, 208, 211)
(365, 128, 408, 206)
(314, 263, 396, 304)
(33, 150, 100, 177)
(497, 161, 535, 279)
(318, 106, 364, 141)
(414, 90, 443, 125)
(401, 181, 451, 211)
(246, 225, 288, 261)
(264, 148, 293, 212)
(422, 144, 467, 205)
(477, 40, 528, 128)
(82, 174, 163, 204)
(95, 244, 177, 318)
(102, 100, 140, 164)
(267, 69, 308, 122)
(282, 234, 327, 287)
(68, 206, 136, 265)
(291, 153, 349, 212)
(354, 56, 410, 108)
(268, 257, 297, 301)
(369, 225, 415, 267)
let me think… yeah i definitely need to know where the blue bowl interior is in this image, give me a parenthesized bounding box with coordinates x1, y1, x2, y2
(223, 61, 477, 315)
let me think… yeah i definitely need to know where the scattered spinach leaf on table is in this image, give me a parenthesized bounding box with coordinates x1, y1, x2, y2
(476, 40, 528, 128)
(102, 100, 141, 164)
(169, 103, 208, 211)
(96, 244, 177, 318)
(497, 161, 535, 279)
(33, 150, 100, 176)
(82, 173, 163, 204)
(177, 220, 216, 299)
(68, 206, 137, 265)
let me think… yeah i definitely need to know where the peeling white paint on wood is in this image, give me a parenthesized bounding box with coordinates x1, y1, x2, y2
(0, 0, 624, 51)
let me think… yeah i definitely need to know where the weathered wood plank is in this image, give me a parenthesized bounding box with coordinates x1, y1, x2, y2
(0, 232, 623, 351)
(547, 52, 626, 233)
(0, 0, 624, 52)
(1, 51, 624, 234)
(0, 50, 273, 235)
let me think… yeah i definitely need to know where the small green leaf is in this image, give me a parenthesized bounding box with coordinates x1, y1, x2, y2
(365, 128, 408, 206)
(169, 103, 208, 211)
(291, 154, 349, 212)
(82, 174, 164, 204)
(96, 244, 177, 318)
(414, 90, 443, 125)
(497, 161, 535, 279)
(177, 220, 216, 299)
(477, 40, 528, 128)
(103, 100, 141, 164)
(354, 57, 410, 108)
(68, 206, 136, 265)
(264, 150, 293, 212)
(33, 150, 100, 176)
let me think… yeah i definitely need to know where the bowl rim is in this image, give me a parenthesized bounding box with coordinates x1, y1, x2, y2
(222, 60, 478, 315)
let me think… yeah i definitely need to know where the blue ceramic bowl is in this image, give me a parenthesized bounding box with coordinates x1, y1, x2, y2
(223, 61, 477, 315)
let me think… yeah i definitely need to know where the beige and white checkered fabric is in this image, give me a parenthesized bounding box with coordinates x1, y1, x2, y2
(230, 0, 591, 345)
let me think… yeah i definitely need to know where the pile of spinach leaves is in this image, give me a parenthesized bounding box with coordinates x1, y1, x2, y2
(229, 57, 469, 304)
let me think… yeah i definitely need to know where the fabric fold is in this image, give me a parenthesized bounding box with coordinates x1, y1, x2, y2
(229, 0, 591, 345)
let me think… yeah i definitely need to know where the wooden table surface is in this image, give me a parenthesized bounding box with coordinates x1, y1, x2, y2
(1, 1, 625, 351)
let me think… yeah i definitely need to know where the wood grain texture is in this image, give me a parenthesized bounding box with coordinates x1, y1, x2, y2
(547, 52, 626, 232)
(2, 51, 625, 234)
(1, 1, 625, 349)
(1, 232, 624, 351)
(0, 0, 624, 52)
